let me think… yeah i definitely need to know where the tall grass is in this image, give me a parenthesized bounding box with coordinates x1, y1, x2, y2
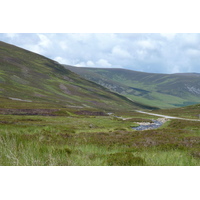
(0, 115, 200, 166)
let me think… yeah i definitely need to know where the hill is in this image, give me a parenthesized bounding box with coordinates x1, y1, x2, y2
(0, 41, 154, 112)
(64, 65, 200, 109)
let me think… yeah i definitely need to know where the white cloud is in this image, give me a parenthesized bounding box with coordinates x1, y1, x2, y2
(135, 49, 148, 61)
(96, 59, 112, 68)
(69, 33, 92, 43)
(75, 62, 86, 67)
(112, 46, 132, 58)
(59, 41, 68, 50)
(25, 44, 43, 54)
(171, 65, 181, 74)
(180, 33, 199, 46)
(37, 34, 51, 48)
(5, 33, 19, 39)
(18, 34, 52, 55)
(137, 40, 155, 49)
(75, 61, 95, 67)
(54, 56, 70, 64)
(186, 49, 200, 57)
(86, 60, 95, 67)
(160, 33, 177, 40)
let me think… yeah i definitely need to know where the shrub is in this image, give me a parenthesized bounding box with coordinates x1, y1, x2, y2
(106, 152, 146, 166)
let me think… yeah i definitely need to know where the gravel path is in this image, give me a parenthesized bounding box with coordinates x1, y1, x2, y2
(135, 110, 200, 122)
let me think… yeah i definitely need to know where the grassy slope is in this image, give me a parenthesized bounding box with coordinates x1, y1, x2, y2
(0, 41, 153, 111)
(64, 66, 200, 109)
(153, 103, 200, 119)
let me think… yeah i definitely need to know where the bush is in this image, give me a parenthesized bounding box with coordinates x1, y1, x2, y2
(106, 152, 146, 166)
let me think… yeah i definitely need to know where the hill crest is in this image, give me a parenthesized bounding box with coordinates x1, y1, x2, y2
(64, 65, 200, 108)
(0, 41, 154, 111)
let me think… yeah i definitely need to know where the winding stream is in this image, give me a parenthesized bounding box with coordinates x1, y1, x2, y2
(132, 120, 164, 131)
(132, 110, 200, 130)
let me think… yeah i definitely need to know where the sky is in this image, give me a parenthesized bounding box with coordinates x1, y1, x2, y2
(1, 33, 200, 74)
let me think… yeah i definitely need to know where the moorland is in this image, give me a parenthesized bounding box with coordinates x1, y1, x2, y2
(0, 41, 200, 166)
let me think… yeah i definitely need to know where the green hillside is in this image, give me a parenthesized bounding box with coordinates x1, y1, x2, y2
(0, 41, 153, 111)
(153, 103, 200, 119)
(64, 65, 200, 109)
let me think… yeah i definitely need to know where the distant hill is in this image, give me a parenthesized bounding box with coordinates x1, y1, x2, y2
(64, 65, 200, 108)
(0, 41, 153, 111)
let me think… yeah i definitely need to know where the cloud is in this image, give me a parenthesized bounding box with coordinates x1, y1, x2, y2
(23, 34, 52, 54)
(86, 60, 95, 67)
(160, 33, 177, 40)
(96, 59, 112, 68)
(112, 46, 132, 58)
(186, 49, 200, 57)
(170, 65, 180, 74)
(37, 34, 51, 48)
(59, 41, 68, 50)
(75, 62, 86, 67)
(180, 33, 199, 46)
(75, 60, 95, 67)
(137, 40, 155, 49)
(5, 33, 19, 39)
(54, 56, 70, 64)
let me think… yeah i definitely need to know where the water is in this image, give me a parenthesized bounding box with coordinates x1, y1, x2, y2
(132, 120, 164, 131)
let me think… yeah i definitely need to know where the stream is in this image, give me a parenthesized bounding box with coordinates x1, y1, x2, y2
(110, 113, 168, 131)
(132, 119, 165, 131)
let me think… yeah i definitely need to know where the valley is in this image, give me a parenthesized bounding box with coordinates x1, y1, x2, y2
(0, 41, 200, 166)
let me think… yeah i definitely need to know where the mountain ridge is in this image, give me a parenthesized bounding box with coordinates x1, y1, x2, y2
(64, 65, 200, 108)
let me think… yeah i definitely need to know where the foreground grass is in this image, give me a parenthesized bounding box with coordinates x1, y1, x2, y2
(0, 114, 200, 166)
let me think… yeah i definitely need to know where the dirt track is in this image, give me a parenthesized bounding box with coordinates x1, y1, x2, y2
(135, 110, 200, 122)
